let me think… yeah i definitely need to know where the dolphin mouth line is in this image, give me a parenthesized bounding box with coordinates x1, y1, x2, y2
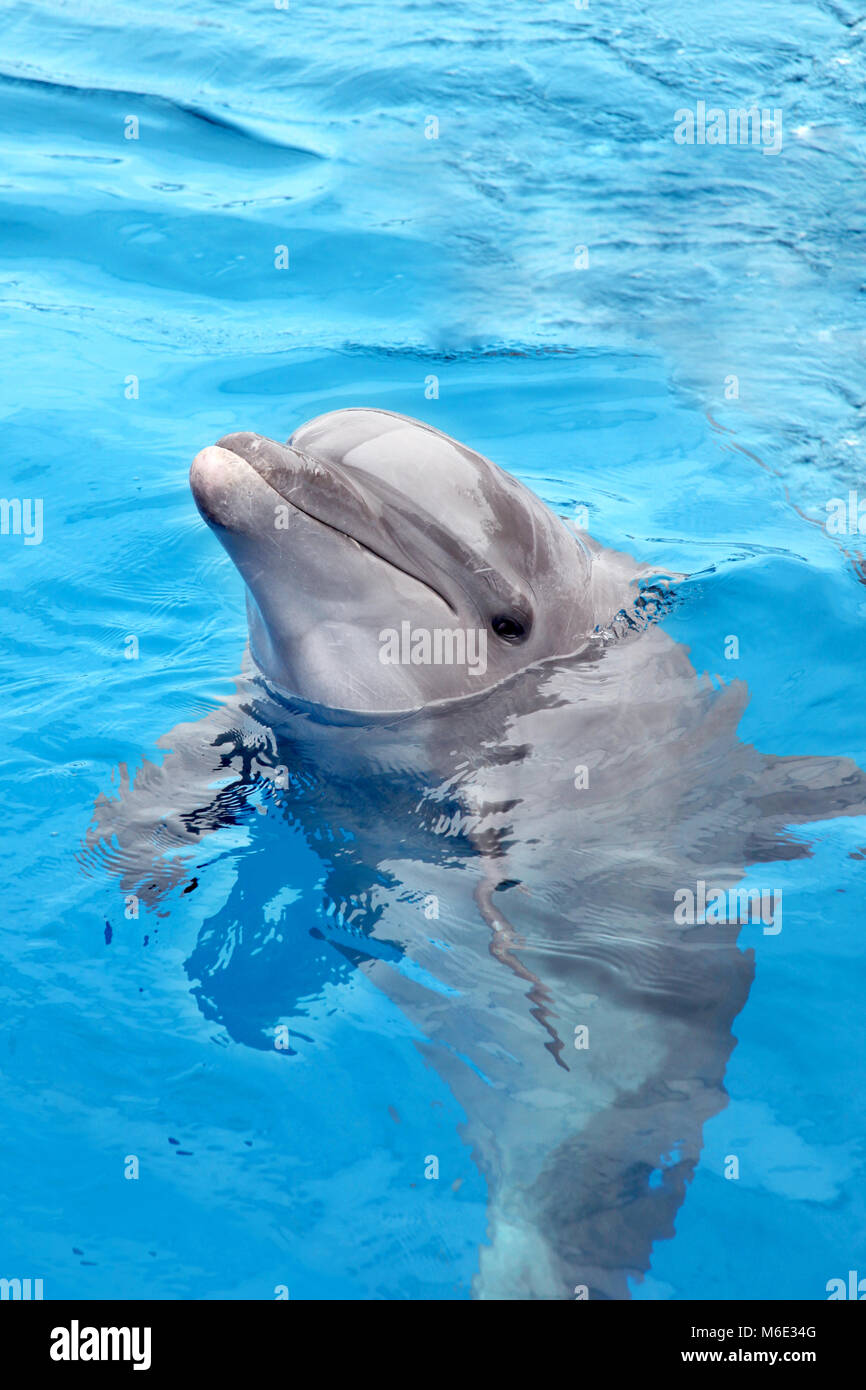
(217, 442, 459, 617)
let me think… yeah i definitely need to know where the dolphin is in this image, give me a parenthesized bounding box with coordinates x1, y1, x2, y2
(84, 408, 866, 1299)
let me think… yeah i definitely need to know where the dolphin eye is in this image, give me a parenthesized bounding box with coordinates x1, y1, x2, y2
(491, 614, 527, 643)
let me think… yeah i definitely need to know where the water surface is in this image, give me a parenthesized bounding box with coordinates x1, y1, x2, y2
(1, 0, 864, 1299)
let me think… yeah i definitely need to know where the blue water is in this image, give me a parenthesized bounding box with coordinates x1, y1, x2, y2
(1, 0, 864, 1299)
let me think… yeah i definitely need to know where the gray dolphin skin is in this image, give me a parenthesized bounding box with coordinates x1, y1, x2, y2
(188, 408, 605, 712)
(86, 409, 866, 1299)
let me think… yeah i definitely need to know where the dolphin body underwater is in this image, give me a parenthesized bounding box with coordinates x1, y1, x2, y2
(86, 408, 866, 1299)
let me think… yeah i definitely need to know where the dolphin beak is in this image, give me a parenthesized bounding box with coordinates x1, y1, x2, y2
(190, 432, 358, 542)
(190, 431, 459, 617)
(216, 433, 311, 492)
(189, 442, 280, 532)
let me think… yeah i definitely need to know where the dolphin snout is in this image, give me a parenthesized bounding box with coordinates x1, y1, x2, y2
(216, 431, 273, 463)
(189, 443, 277, 531)
(215, 432, 330, 499)
(190, 443, 241, 507)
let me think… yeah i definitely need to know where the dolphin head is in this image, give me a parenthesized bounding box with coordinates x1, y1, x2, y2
(190, 409, 594, 714)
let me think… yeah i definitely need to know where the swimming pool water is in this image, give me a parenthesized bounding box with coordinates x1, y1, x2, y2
(1, 0, 864, 1299)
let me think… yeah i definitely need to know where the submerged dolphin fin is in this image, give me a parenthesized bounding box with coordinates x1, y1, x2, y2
(79, 692, 271, 905)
